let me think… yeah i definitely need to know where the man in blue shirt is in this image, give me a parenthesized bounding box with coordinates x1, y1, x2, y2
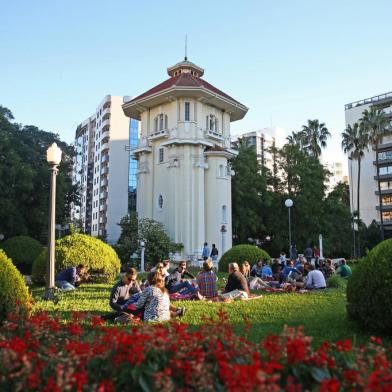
(55, 264, 87, 291)
(202, 242, 209, 261)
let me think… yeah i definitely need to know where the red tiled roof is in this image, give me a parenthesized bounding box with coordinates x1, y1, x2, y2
(130, 73, 243, 105)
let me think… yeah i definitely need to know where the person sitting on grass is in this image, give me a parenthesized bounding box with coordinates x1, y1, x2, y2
(336, 259, 352, 279)
(303, 264, 326, 290)
(102, 268, 142, 321)
(250, 259, 263, 277)
(261, 261, 273, 279)
(132, 273, 185, 322)
(319, 258, 335, 279)
(165, 261, 203, 299)
(197, 259, 217, 298)
(241, 261, 271, 290)
(282, 259, 299, 281)
(55, 264, 87, 291)
(220, 263, 249, 300)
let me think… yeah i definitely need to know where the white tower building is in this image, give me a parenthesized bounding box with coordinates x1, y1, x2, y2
(122, 58, 248, 258)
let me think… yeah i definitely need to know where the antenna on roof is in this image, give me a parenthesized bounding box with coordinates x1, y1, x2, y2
(184, 34, 188, 61)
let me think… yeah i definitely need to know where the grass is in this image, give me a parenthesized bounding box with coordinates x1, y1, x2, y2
(30, 278, 389, 347)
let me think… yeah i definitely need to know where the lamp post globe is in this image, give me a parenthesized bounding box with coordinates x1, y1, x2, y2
(285, 198, 293, 208)
(284, 198, 294, 255)
(43, 143, 62, 301)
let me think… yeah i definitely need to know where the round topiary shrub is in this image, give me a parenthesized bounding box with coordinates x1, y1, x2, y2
(31, 234, 121, 285)
(0, 249, 30, 322)
(219, 244, 271, 272)
(0, 236, 43, 275)
(347, 239, 392, 333)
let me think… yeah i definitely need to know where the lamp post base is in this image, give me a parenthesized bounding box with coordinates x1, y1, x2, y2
(42, 287, 59, 303)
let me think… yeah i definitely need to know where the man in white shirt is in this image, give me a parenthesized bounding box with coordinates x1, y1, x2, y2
(304, 264, 326, 290)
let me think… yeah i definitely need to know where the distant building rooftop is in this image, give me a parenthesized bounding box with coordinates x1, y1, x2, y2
(345, 91, 392, 110)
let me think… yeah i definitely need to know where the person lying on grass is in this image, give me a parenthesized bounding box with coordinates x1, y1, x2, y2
(220, 262, 249, 300)
(101, 268, 142, 321)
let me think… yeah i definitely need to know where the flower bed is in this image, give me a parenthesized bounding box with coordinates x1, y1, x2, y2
(0, 310, 391, 391)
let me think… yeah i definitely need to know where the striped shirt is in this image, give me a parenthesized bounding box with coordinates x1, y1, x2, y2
(197, 271, 217, 298)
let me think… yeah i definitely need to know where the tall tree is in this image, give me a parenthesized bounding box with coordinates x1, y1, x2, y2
(361, 107, 391, 240)
(231, 140, 264, 243)
(300, 119, 331, 157)
(341, 122, 368, 256)
(0, 106, 79, 241)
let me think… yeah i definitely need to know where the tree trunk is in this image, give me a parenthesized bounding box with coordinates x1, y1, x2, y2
(357, 158, 361, 257)
(376, 143, 385, 241)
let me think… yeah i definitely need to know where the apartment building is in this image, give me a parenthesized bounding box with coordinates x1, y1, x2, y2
(323, 161, 348, 193)
(72, 95, 132, 244)
(345, 91, 392, 228)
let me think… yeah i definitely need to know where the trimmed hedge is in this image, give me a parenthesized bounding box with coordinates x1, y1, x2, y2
(219, 244, 271, 272)
(0, 236, 43, 275)
(347, 239, 392, 333)
(0, 249, 30, 322)
(31, 234, 121, 285)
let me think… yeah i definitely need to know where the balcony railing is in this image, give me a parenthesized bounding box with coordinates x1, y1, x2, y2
(148, 129, 168, 140)
(99, 203, 107, 212)
(101, 166, 109, 175)
(100, 191, 108, 199)
(101, 154, 109, 164)
(345, 91, 392, 110)
(205, 129, 224, 141)
(101, 142, 109, 151)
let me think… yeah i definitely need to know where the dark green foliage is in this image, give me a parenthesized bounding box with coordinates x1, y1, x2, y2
(347, 239, 392, 333)
(31, 234, 120, 285)
(0, 106, 79, 242)
(326, 274, 347, 289)
(0, 249, 30, 322)
(0, 236, 43, 274)
(114, 212, 139, 264)
(219, 244, 270, 272)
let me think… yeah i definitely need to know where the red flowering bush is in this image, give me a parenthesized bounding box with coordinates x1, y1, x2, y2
(0, 309, 391, 391)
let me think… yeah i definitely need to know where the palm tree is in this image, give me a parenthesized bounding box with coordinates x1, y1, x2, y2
(361, 107, 391, 241)
(286, 131, 303, 147)
(341, 122, 368, 257)
(301, 119, 331, 157)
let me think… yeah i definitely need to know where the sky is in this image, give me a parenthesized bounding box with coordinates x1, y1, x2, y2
(1, 0, 392, 173)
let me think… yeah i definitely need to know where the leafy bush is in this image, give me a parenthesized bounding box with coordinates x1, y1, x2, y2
(326, 274, 347, 289)
(347, 239, 392, 333)
(1, 311, 392, 391)
(0, 236, 43, 275)
(219, 244, 270, 272)
(31, 234, 120, 285)
(0, 249, 30, 322)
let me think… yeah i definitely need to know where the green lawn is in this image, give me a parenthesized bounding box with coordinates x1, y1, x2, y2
(31, 280, 387, 347)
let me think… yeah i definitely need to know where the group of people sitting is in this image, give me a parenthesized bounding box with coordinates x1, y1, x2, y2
(54, 254, 352, 323)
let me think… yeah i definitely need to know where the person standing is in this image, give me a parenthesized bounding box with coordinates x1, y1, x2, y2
(210, 244, 219, 261)
(202, 242, 210, 261)
(290, 245, 298, 261)
(304, 245, 313, 264)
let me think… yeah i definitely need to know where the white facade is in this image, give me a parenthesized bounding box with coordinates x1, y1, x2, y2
(72, 95, 130, 244)
(345, 91, 392, 226)
(123, 59, 248, 258)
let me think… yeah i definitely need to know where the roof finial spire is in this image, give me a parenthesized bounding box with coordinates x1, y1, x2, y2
(184, 34, 188, 61)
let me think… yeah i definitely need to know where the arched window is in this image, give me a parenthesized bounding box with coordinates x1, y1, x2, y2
(158, 194, 164, 209)
(222, 205, 228, 223)
(219, 164, 224, 177)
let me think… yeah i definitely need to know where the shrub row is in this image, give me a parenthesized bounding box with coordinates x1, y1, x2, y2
(0, 311, 391, 391)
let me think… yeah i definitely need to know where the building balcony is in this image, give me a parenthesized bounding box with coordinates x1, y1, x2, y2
(375, 189, 392, 196)
(101, 142, 109, 152)
(101, 106, 111, 117)
(376, 204, 392, 211)
(373, 158, 392, 166)
(99, 203, 107, 212)
(205, 129, 224, 141)
(101, 154, 109, 164)
(101, 166, 109, 175)
(148, 129, 169, 140)
(101, 129, 110, 141)
(101, 178, 108, 187)
(374, 173, 392, 181)
(98, 229, 107, 236)
(99, 216, 107, 224)
(101, 118, 110, 130)
(100, 191, 108, 199)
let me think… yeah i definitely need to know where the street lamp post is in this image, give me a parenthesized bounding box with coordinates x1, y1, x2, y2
(285, 199, 294, 254)
(43, 143, 62, 301)
(140, 240, 145, 272)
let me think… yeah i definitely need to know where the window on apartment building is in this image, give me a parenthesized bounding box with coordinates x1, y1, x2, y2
(159, 148, 164, 163)
(382, 195, 392, 206)
(380, 181, 392, 190)
(185, 102, 190, 121)
(378, 151, 392, 161)
(383, 211, 392, 221)
(379, 166, 392, 175)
